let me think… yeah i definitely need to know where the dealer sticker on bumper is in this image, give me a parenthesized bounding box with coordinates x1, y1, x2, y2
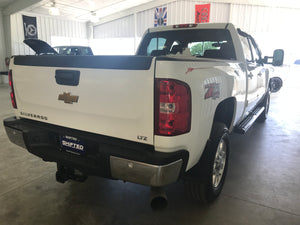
(60, 135, 85, 155)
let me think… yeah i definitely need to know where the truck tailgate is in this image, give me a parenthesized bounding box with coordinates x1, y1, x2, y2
(11, 55, 155, 145)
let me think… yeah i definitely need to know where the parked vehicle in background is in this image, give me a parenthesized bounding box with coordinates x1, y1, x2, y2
(23, 39, 93, 56)
(294, 59, 300, 65)
(53, 46, 93, 56)
(24, 39, 58, 55)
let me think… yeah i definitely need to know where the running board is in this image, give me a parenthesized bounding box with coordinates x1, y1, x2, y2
(234, 107, 265, 134)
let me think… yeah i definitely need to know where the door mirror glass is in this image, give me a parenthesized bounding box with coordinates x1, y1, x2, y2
(263, 49, 284, 66)
(272, 49, 284, 66)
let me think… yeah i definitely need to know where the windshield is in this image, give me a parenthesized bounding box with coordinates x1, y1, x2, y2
(137, 29, 236, 60)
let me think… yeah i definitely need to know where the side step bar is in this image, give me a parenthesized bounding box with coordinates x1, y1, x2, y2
(234, 107, 265, 134)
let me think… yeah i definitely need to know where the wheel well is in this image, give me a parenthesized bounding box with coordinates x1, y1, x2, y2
(213, 97, 236, 130)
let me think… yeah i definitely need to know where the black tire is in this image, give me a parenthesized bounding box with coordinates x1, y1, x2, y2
(257, 92, 270, 122)
(185, 122, 230, 203)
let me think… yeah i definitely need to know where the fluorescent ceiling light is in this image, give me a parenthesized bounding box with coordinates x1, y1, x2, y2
(49, 1, 60, 16)
(90, 11, 98, 23)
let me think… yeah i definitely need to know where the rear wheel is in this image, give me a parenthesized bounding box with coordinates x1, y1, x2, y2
(185, 122, 229, 203)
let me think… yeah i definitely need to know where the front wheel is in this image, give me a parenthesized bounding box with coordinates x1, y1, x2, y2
(185, 122, 230, 203)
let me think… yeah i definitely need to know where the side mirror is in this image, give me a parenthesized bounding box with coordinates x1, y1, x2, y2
(272, 49, 284, 66)
(263, 49, 284, 66)
(269, 77, 283, 93)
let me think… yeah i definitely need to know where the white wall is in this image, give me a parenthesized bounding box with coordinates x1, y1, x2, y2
(136, 1, 230, 36)
(94, 15, 135, 38)
(0, 10, 8, 84)
(10, 12, 88, 55)
(93, 0, 300, 63)
(93, 1, 231, 54)
(93, 15, 135, 55)
(0, 11, 6, 70)
(230, 4, 300, 63)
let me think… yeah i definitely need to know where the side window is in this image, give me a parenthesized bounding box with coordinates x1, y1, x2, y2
(81, 48, 88, 55)
(146, 37, 167, 56)
(239, 36, 252, 62)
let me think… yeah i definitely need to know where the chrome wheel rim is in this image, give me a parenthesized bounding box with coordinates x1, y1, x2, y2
(212, 139, 227, 189)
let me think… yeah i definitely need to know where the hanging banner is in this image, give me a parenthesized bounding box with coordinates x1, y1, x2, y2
(195, 4, 210, 23)
(22, 15, 38, 39)
(154, 7, 167, 27)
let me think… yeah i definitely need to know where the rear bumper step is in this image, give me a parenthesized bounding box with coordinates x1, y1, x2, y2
(3, 117, 188, 187)
(234, 106, 265, 134)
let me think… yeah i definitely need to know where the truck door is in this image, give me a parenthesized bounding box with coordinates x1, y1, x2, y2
(239, 35, 261, 113)
(248, 38, 266, 101)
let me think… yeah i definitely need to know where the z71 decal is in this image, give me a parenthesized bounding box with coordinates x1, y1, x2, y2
(204, 83, 220, 99)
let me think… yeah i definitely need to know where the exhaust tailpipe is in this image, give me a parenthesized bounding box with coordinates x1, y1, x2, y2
(150, 187, 168, 210)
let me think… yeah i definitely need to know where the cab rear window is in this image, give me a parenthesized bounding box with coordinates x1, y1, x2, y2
(137, 29, 236, 60)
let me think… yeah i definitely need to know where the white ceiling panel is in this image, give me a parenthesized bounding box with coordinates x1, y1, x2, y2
(21, 0, 156, 22)
(0, 0, 15, 8)
(8, 0, 300, 23)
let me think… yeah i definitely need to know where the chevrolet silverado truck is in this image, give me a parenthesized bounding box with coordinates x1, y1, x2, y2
(3, 23, 283, 208)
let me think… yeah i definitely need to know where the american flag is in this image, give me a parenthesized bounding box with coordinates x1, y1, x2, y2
(154, 7, 167, 27)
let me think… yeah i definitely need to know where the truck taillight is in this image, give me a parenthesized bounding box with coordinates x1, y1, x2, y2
(155, 79, 191, 136)
(8, 70, 17, 109)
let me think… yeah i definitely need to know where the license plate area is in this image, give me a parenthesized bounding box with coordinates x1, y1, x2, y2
(60, 135, 85, 155)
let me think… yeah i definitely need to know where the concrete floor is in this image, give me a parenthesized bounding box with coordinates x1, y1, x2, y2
(0, 69, 300, 225)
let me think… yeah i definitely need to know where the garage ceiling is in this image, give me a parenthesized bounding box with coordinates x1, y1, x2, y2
(20, 0, 156, 22)
(2, 0, 300, 23)
(0, 0, 15, 8)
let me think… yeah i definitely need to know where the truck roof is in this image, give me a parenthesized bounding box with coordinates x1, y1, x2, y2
(148, 23, 234, 33)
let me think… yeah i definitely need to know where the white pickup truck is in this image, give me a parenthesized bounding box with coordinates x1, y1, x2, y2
(4, 23, 283, 208)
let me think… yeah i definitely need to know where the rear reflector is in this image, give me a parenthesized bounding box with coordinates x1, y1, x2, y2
(155, 79, 191, 136)
(8, 70, 17, 109)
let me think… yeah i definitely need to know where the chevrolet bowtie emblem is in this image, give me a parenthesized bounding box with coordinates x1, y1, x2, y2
(58, 92, 79, 104)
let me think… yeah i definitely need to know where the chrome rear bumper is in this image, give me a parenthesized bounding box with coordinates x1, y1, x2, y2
(5, 126, 26, 149)
(4, 117, 188, 187)
(110, 156, 183, 187)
